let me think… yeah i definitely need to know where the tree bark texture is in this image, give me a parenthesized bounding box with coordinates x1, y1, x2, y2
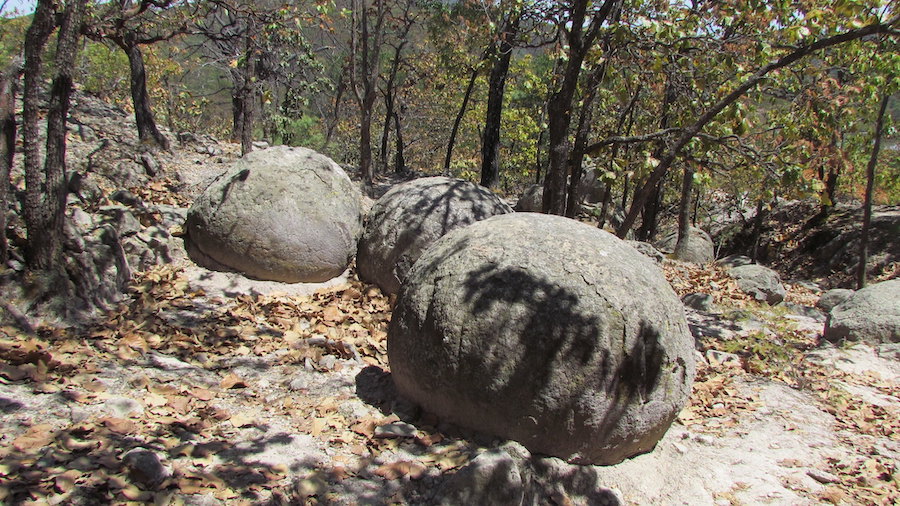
(673, 165, 696, 259)
(566, 57, 607, 217)
(857, 93, 889, 289)
(393, 109, 405, 173)
(542, 0, 617, 215)
(480, 12, 520, 189)
(0, 64, 18, 264)
(116, 33, 170, 151)
(23, 0, 87, 270)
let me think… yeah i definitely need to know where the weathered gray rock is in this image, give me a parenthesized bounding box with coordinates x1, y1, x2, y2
(654, 227, 715, 264)
(717, 254, 753, 269)
(627, 240, 665, 263)
(437, 442, 623, 506)
(823, 279, 900, 344)
(683, 293, 714, 312)
(123, 448, 172, 490)
(816, 289, 855, 313)
(728, 264, 786, 305)
(438, 446, 526, 506)
(185, 146, 362, 283)
(389, 213, 695, 465)
(514, 185, 543, 212)
(357, 177, 511, 294)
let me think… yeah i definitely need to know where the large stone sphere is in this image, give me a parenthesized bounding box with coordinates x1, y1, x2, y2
(388, 213, 695, 465)
(185, 146, 362, 283)
(357, 176, 511, 294)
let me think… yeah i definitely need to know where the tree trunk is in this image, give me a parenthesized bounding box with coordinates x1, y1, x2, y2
(480, 12, 519, 189)
(444, 65, 479, 175)
(379, 43, 403, 171)
(116, 33, 170, 151)
(750, 197, 766, 263)
(857, 93, 889, 289)
(0, 64, 18, 264)
(673, 165, 695, 259)
(392, 109, 405, 173)
(23, 0, 86, 271)
(636, 181, 662, 242)
(566, 58, 607, 217)
(325, 63, 347, 147)
(231, 91, 245, 143)
(542, 0, 617, 214)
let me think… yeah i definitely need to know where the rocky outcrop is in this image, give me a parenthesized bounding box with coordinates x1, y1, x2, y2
(185, 146, 363, 283)
(437, 442, 623, 505)
(816, 289, 855, 313)
(823, 280, 900, 344)
(654, 227, 715, 264)
(514, 185, 543, 213)
(727, 264, 786, 305)
(356, 177, 511, 294)
(626, 240, 665, 263)
(389, 213, 695, 465)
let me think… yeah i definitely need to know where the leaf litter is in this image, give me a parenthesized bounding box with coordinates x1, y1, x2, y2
(0, 241, 896, 503)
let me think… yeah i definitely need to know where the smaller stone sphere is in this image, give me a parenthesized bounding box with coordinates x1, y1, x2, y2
(357, 176, 511, 294)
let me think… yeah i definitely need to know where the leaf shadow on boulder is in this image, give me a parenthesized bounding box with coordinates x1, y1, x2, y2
(452, 263, 667, 457)
(358, 178, 511, 294)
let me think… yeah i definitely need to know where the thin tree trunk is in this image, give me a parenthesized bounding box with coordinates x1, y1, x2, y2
(231, 91, 244, 143)
(444, 65, 479, 176)
(636, 74, 675, 242)
(379, 41, 405, 171)
(750, 197, 765, 263)
(637, 182, 662, 242)
(116, 33, 170, 151)
(393, 109, 405, 173)
(480, 12, 520, 189)
(543, 0, 617, 214)
(22, 0, 59, 271)
(673, 164, 696, 259)
(566, 58, 608, 217)
(857, 93, 889, 289)
(325, 63, 347, 147)
(0, 64, 18, 264)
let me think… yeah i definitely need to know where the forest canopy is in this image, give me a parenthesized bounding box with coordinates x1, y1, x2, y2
(1, 0, 898, 230)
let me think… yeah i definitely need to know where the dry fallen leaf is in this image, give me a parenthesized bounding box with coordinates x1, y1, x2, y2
(220, 373, 247, 389)
(373, 461, 427, 480)
(12, 424, 55, 451)
(100, 417, 136, 435)
(229, 412, 255, 428)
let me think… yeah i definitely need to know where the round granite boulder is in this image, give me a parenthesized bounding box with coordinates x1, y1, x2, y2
(824, 279, 900, 344)
(728, 264, 786, 305)
(514, 184, 543, 212)
(654, 227, 714, 264)
(388, 213, 696, 465)
(185, 146, 362, 283)
(357, 177, 511, 294)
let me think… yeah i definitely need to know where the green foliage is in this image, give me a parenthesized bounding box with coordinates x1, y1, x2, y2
(77, 42, 130, 106)
(269, 113, 325, 148)
(0, 15, 28, 69)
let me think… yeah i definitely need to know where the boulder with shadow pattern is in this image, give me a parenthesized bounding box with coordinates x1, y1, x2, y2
(357, 176, 511, 294)
(388, 213, 695, 465)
